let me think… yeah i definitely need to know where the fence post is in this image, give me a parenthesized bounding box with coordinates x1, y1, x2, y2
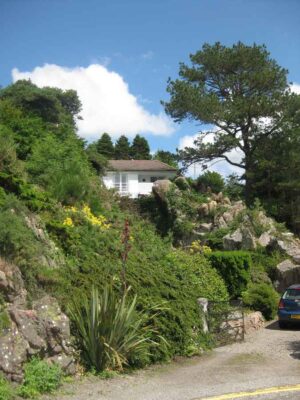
(197, 298, 209, 333)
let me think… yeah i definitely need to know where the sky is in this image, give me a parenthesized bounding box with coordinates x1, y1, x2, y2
(1, 0, 300, 176)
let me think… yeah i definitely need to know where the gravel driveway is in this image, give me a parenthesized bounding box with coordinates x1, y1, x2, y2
(48, 321, 300, 400)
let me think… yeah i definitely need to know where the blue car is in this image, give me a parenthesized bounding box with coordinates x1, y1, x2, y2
(278, 284, 300, 328)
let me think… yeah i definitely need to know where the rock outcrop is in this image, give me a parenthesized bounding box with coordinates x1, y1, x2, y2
(152, 179, 179, 203)
(244, 311, 265, 333)
(0, 258, 75, 381)
(24, 214, 65, 269)
(275, 259, 300, 293)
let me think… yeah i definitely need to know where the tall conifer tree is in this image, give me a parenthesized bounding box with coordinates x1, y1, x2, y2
(130, 135, 151, 159)
(115, 135, 131, 159)
(96, 133, 115, 158)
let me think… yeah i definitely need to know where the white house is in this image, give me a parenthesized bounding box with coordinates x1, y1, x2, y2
(103, 160, 177, 198)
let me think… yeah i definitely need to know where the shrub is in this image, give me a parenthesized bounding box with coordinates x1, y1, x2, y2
(18, 358, 62, 398)
(196, 171, 225, 193)
(69, 285, 158, 372)
(242, 283, 279, 320)
(0, 375, 14, 400)
(208, 251, 252, 298)
(204, 227, 231, 250)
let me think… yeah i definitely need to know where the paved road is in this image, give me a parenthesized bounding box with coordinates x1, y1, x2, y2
(50, 321, 300, 400)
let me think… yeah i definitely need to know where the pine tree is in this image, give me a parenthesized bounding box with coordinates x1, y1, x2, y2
(115, 135, 131, 159)
(96, 133, 115, 158)
(130, 135, 151, 160)
(153, 150, 178, 168)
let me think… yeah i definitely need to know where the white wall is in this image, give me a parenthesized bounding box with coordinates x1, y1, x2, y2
(103, 170, 176, 198)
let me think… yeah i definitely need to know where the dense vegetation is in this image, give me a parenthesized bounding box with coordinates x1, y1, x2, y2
(164, 41, 300, 227)
(0, 41, 299, 397)
(0, 80, 228, 382)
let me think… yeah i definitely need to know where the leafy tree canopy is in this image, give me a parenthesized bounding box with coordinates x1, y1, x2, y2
(163, 42, 292, 203)
(196, 171, 225, 193)
(0, 80, 81, 125)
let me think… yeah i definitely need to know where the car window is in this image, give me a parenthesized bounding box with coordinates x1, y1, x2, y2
(283, 289, 300, 300)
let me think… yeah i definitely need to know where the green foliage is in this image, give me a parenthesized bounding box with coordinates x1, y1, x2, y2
(85, 143, 108, 175)
(115, 135, 131, 159)
(153, 150, 178, 168)
(27, 135, 91, 204)
(96, 133, 115, 159)
(0, 197, 38, 260)
(242, 283, 279, 320)
(69, 285, 159, 371)
(0, 375, 14, 400)
(224, 174, 244, 201)
(250, 96, 300, 234)
(0, 310, 11, 334)
(130, 134, 151, 160)
(208, 251, 252, 298)
(196, 171, 225, 193)
(250, 250, 284, 282)
(174, 177, 190, 191)
(204, 227, 231, 250)
(0, 80, 81, 126)
(0, 172, 52, 211)
(164, 42, 290, 204)
(0, 125, 24, 176)
(18, 358, 62, 398)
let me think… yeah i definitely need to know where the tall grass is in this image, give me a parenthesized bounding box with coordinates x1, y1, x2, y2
(69, 285, 162, 371)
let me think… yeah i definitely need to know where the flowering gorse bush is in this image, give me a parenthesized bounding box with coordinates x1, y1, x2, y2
(63, 204, 110, 229)
(63, 217, 74, 227)
(189, 240, 212, 255)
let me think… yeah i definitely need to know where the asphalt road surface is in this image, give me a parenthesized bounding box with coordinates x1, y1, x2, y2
(48, 321, 300, 400)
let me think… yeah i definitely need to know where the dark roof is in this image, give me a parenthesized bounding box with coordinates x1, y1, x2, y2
(107, 160, 177, 172)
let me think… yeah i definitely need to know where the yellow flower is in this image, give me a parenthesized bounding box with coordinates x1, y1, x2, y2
(189, 241, 212, 255)
(63, 217, 74, 227)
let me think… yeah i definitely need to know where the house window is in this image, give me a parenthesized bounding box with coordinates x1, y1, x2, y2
(114, 173, 128, 193)
(150, 176, 164, 183)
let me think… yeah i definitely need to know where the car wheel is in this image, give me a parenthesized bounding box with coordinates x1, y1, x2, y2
(278, 320, 288, 329)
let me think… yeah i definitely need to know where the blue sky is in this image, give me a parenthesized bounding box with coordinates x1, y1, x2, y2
(1, 0, 300, 175)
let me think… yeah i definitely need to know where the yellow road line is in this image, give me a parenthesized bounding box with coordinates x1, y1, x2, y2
(196, 383, 300, 399)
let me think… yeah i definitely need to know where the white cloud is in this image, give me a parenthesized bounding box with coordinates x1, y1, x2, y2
(179, 132, 243, 178)
(12, 63, 174, 140)
(291, 83, 300, 94)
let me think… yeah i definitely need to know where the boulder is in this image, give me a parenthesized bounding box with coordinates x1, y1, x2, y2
(215, 216, 227, 229)
(223, 227, 256, 251)
(275, 259, 300, 293)
(241, 227, 257, 250)
(197, 223, 213, 233)
(257, 211, 274, 230)
(0, 258, 75, 381)
(268, 236, 300, 264)
(244, 311, 265, 333)
(207, 200, 217, 213)
(152, 179, 177, 203)
(217, 200, 245, 226)
(223, 196, 231, 205)
(258, 232, 272, 247)
(223, 229, 243, 250)
(24, 215, 65, 269)
(0, 321, 29, 382)
(174, 176, 190, 191)
(0, 258, 26, 307)
(198, 203, 209, 217)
